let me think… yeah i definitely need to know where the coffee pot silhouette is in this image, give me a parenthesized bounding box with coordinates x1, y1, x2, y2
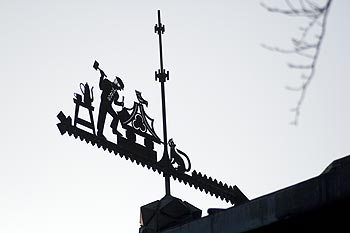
(80, 82, 94, 105)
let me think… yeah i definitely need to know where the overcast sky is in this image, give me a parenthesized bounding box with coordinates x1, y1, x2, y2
(1, 0, 350, 232)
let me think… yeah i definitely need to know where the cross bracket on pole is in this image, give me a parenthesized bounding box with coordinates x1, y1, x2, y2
(155, 69, 169, 83)
(155, 23, 165, 35)
(154, 10, 165, 35)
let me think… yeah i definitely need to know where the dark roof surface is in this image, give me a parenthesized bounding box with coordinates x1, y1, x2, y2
(161, 155, 350, 233)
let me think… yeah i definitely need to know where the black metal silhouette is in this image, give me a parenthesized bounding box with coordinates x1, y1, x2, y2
(57, 111, 248, 204)
(117, 91, 161, 162)
(93, 61, 124, 139)
(80, 82, 94, 105)
(73, 83, 96, 135)
(169, 139, 191, 173)
(136, 90, 148, 107)
(57, 11, 249, 206)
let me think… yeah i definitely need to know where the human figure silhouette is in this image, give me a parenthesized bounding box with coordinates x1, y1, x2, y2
(96, 69, 124, 139)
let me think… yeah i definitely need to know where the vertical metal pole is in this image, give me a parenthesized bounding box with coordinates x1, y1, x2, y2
(155, 10, 171, 196)
(157, 10, 164, 73)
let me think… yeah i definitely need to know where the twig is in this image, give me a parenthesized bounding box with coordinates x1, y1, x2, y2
(261, 0, 332, 125)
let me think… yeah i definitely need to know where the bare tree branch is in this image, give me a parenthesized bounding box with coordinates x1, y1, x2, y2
(261, 0, 332, 125)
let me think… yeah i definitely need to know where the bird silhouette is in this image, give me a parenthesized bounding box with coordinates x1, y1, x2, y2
(135, 90, 148, 107)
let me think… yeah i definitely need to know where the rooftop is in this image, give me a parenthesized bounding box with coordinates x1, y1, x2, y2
(161, 155, 350, 233)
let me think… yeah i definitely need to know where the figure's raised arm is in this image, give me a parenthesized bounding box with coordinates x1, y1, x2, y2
(93, 60, 107, 89)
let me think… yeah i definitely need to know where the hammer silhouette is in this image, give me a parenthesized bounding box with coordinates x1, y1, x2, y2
(93, 60, 107, 77)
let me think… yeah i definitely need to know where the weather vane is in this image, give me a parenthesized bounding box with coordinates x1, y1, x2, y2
(57, 10, 248, 232)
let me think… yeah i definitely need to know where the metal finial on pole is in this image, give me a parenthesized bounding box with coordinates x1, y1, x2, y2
(154, 10, 171, 196)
